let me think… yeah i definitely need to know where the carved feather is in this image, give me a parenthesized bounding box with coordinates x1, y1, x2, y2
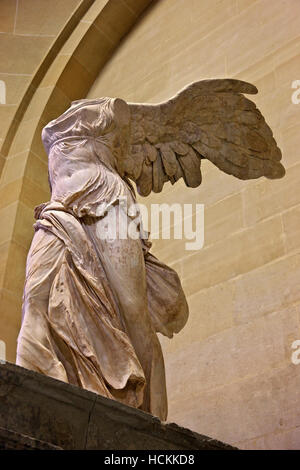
(125, 79, 285, 196)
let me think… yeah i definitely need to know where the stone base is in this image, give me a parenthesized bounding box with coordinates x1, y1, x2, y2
(0, 362, 236, 450)
(0, 426, 62, 450)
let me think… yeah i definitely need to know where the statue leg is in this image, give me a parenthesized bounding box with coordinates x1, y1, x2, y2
(90, 205, 168, 420)
(16, 228, 68, 382)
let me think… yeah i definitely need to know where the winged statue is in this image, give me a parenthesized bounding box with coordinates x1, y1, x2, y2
(16, 79, 285, 421)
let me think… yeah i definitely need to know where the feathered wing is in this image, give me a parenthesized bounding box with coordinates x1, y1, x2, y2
(123, 79, 285, 197)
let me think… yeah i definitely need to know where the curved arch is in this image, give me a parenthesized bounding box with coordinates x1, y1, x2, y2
(0, 0, 95, 160)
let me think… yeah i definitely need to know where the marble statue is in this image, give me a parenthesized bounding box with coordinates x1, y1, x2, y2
(16, 79, 285, 420)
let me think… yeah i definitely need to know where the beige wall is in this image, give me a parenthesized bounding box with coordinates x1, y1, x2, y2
(0, 0, 87, 361)
(0, 0, 151, 362)
(87, 0, 300, 449)
(0, 0, 82, 152)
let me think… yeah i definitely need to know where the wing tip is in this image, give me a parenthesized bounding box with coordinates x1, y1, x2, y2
(221, 79, 258, 95)
(264, 161, 286, 179)
(176, 78, 259, 96)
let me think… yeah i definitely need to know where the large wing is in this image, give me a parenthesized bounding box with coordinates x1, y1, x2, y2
(124, 79, 285, 197)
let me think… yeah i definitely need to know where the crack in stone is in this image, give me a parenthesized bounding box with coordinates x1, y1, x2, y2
(83, 395, 97, 450)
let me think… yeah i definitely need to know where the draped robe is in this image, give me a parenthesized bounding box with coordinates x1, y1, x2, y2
(16, 98, 189, 420)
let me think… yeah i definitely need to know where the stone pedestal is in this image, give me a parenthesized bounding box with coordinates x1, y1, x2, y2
(0, 362, 235, 450)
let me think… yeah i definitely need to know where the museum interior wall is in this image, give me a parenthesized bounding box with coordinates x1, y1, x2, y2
(0, 0, 84, 156)
(0, 0, 152, 361)
(0, 0, 300, 450)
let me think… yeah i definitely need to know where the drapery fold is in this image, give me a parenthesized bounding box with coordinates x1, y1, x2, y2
(17, 97, 189, 420)
(17, 203, 188, 418)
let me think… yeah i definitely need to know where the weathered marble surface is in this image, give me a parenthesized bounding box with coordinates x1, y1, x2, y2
(16, 79, 284, 423)
(0, 362, 236, 450)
